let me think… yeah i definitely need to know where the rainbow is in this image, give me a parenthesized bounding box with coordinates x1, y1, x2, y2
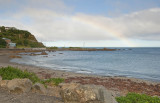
(72, 16, 136, 47)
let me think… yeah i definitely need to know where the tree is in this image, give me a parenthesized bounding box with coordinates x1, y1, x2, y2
(0, 26, 6, 32)
(0, 38, 7, 48)
(24, 32, 30, 38)
(24, 39, 29, 46)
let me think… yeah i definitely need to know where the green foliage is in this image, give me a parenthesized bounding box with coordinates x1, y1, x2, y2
(47, 46, 58, 50)
(41, 78, 64, 86)
(69, 47, 81, 49)
(0, 66, 40, 83)
(24, 39, 29, 46)
(0, 66, 64, 87)
(116, 93, 160, 103)
(0, 26, 45, 48)
(0, 38, 7, 48)
(0, 26, 6, 32)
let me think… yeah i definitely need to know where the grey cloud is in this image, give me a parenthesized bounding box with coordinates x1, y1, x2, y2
(0, 0, 160, 41)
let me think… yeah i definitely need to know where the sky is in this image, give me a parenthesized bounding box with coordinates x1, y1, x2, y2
(0, 0, 160, 47)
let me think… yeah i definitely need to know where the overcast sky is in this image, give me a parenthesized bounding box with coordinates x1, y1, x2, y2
(0, 0, 160, 47)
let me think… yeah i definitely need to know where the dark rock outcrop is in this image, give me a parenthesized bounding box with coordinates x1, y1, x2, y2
(41, 51, 48, 55)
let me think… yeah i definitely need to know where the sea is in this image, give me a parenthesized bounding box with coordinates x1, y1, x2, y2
(10, 47, 160, 82)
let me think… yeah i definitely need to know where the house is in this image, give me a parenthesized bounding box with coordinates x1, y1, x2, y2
(0, 26, 17, 32)
(2, 38, 11, 44)
(5, 27, 17, 30)
(8, 43, 16, 49)
(2, 38, 16, 48)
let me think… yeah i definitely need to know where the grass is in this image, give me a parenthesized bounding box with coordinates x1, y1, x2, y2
(16, 45, 31, 48)
(116, 93, 160, 103)
(46, 46, 58, 50)
(41, 78, 64, 86)
(0, 66, 64, 87)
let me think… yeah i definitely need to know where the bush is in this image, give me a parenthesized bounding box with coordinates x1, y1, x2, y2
(0, 38, 7, 48)
(0, 66, 64, 86)
(41, 78, 64, 86)
(116, 93, 160, 103)
(0, 26, 6, 32)
(0, 66, 40, 83)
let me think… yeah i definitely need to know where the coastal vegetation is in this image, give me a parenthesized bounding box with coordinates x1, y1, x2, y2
(46, 46, 58, 50)
(0, 66, 64, 87)
(46, 46, 117, 51)
(116, 92, 160, 103)
(0, 38, 6, 48)
(0, 26, 45, 48)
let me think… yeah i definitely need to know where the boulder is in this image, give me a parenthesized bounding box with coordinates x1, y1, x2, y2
(31, 83, 47, 94)
(29, 53, 37, 56)
(7, 78, 32, 94)
(9, 55, 22, 58)
(60, 83, 117, 103)
(41, 51, 48, 55)
(0, 80, 9, 88)
(47, 86, 61, 97)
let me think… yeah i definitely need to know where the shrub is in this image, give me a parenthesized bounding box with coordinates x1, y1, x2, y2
(0, 38, 7, 48)
(0, 26, 6, 32)
(116, 92, 160, 103)
(0, 66, 40, 83)
(41, 78, 64, 86)
(0, 66, 64, 87)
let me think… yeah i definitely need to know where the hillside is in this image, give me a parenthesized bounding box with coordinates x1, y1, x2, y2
(0, 26, 45, 48)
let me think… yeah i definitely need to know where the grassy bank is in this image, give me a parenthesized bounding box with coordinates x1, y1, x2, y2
(0, 66, 64, 87)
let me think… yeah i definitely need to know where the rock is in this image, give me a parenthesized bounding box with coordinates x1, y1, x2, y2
(29, 53, 37, 56)
(0, 80, 9, 88)
(7, 78, 32, 94)
(41, 51, 48, 55)
(47, 86, 61, 97)
(31, 83, 47, 94)
(60, 83, 117, 103)
(9, 55, 22, 58)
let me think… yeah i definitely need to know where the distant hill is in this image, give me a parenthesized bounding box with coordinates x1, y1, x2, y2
(0, 26, 45, 48)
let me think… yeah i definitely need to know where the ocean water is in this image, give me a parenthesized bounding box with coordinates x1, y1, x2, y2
(11, 47, 160, 82)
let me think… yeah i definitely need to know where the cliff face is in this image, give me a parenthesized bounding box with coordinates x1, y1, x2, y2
(0, 26, 45, 48)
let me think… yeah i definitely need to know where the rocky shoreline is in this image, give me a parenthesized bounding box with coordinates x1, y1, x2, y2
(0, 51, 160, 103)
